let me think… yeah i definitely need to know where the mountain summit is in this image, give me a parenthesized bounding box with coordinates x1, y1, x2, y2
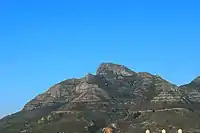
(192, 76, 200, 85)
(96, 63, 136, 76)
(1, 63, 200, 133)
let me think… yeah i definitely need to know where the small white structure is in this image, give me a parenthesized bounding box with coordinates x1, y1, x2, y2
(178, 129, 182, 133)
(145, 128, 182, 133)
(162, 129, 166, 133)
(146, 129, 150, 133)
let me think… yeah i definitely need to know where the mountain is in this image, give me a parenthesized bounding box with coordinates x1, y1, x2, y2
(1, 63, 200, 133)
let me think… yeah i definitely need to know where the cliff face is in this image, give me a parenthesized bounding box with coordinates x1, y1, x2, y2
(1, 63, 200, 133)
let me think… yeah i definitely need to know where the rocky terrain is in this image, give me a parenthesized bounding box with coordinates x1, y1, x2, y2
(1, 63, 200, 133)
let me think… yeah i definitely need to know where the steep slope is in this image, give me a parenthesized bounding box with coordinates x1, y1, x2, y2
(179, 76, 200, 104)
(0, 63, 200, 133)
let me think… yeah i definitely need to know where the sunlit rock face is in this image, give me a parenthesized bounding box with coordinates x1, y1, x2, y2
(96, 63, 136, 77)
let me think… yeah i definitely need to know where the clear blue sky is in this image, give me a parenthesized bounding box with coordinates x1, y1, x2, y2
(0, 0, 200, 117)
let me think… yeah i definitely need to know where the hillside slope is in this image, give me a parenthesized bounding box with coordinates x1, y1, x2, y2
(1, 63, 200, 133)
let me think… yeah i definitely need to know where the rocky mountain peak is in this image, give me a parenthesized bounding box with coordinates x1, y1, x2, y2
(192, 76, 200, 85)
(83, 73, 96, 82)
(22, 62, 197, 112)
(96, 63, 136, 77)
